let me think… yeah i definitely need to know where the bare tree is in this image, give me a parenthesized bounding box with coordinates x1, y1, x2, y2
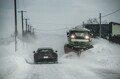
(102, 20, 108, 24)
(86, 18, 107, 24)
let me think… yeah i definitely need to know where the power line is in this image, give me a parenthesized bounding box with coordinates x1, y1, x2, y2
(88, 9, 120, 23)
(34, 27, 67, 31)
(37, 23, 78, 26)
(101, 9, 120, 18)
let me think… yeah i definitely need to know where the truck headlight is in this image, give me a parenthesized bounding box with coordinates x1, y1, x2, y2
(85, 35, 89, 39)
(70, 34, 75, 39)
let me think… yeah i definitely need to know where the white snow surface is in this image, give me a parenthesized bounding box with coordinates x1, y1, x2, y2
(0, 31, 120, 79)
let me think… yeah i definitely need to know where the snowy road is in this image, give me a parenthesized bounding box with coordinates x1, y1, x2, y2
(5, 55, 120, 79)
(0, 32, 120, 79)
(25, 63, 99, 79)
(24, 56, 120, 79)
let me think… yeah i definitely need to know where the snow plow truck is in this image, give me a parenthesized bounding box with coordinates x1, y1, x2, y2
(64, 27, 93, 55)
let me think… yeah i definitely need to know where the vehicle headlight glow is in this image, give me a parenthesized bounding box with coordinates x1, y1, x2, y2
(70, 34, 75, 39)
(85, 35, 89, 39)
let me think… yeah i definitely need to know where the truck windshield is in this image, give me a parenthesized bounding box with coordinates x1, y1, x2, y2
(75, 33, 85, 37)
(70, 31, 86, 37)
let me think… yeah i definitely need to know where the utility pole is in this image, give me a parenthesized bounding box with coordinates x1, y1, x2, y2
(28, 24, 30, 32)
(83, 21, 85, 28)
(18, 10, 26, 36)
(99, 13, 101, 37)
(25, 18, 29, 32)
(30, 25, 32, 32)
(14, 0, 18, 52)
(28, 25, 32, 32)
(33, 28, 35, 34)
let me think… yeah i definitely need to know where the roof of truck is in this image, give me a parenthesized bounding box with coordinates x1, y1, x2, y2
(69, 27, 90, 32)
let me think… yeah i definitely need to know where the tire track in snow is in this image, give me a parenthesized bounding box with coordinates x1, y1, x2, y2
(25, 64, 65, 79)
(24, 61, 102, 79)
(58, 63, 102, 79)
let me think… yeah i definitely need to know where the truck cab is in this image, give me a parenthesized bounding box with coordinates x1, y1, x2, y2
(64, 27, 93, 54)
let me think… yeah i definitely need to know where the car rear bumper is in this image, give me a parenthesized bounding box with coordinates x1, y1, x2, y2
(34, 58, 57, 63)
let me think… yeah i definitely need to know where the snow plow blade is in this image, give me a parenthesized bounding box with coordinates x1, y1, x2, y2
(64, 44, 93, 54)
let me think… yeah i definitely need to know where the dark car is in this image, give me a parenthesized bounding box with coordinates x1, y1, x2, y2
(33, 48, 58, 63)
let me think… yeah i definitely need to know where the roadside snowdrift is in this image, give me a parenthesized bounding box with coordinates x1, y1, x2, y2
(0, 40, 30, 79)
(62, 38, 120, 65)
(61, 38, 120, 79)
(81, 38, 120, 71)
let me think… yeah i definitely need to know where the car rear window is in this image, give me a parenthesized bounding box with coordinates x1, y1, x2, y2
(37, 49, 53, 53)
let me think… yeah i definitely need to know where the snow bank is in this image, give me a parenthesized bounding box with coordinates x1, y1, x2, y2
(61, 38, 120, 73)
(0, 54, 30, 79)
(0, 39, 30, 79)
(0, 56, 17, 79)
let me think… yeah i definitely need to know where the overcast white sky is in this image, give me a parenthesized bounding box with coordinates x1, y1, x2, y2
(0, 0, 120, 37)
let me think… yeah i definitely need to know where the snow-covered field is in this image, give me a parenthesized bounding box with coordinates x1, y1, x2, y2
(0, 31, 120, 79)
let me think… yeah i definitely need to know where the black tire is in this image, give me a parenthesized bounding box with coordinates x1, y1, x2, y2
(55, 61, 58, 64)
(53, 55, 58, 63)
(34, 62, 38, 64)
(52, 53, 58, 63)
(34, 54, 38, 63)
(53, 53, 57, 57)
(53, 60, 58, 63)
(34, 59, 38, 63)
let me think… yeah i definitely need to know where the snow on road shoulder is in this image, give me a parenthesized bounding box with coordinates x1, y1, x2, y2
(61, 38, 120, 77)
(0, 54, 30, 79)
(81, 38, 120, 71)
(0, 56, 17, 79)
(0, 40, 31, 79)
